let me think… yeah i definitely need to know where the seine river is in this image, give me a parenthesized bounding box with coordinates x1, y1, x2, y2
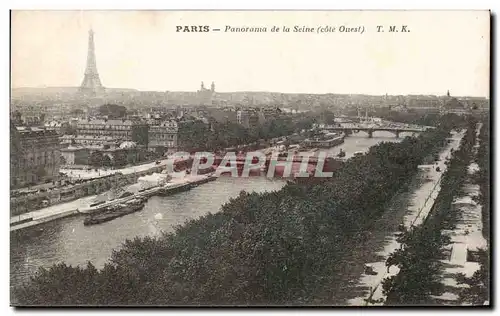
(10, 131, 413, 289)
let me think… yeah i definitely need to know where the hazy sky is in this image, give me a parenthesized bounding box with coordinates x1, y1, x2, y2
(11, 11, 490, 96)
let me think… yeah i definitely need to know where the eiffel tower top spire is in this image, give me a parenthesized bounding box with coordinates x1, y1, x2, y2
(80, 28, 105, 96)
(85, 29, 96, 74)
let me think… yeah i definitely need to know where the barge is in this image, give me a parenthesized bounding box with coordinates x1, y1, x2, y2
(303, 132, 345, 149)
(158, 182, 193, 197)
(83, 198, 146, 226)
(190, 175, 218, 186)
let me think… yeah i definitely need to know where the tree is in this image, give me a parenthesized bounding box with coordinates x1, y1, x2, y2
(155, 147, 166, 158)
(177, 120, 211, 151)
(12, 110, 23, 124)
(113, 150, 128, 168)
(35, 166, 47, 181)
(319, 110, 336, 125)
(455, 120, 490, 306)
(102, 155, 112, 167)
(70, 108, 84, 116)
(477, 119, 490, 242)
(456, 248, 489, 305)
(89, 151, 104, 167)
(127, 109, 139, 116)
(98, 104, 127, 119)
(61, 125, 77, 135)
(127, 152, 138, 165)
(382, 225, 450, 305)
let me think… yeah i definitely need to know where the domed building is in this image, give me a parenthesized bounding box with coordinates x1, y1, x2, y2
(443, 97, 466, 110)
(119, 141, 137, 149)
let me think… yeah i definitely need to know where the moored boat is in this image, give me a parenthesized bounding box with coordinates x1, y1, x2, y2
(158, 182, 193, 197)
(83, 199, 146, 226)
(190, 175, 218, 186)
(303, 133, 345, 149)
(137, 185, 163, 198)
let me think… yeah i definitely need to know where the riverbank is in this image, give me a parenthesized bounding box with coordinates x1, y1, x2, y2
(10, 173, 217, 232)
(11, 162, 171, 216)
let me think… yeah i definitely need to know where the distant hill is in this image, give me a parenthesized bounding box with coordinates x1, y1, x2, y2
(11, 87, 139, 98)
(12, 87, 138, 92)
(12, 87, 80, 94)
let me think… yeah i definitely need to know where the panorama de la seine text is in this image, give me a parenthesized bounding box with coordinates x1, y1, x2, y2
(175, 25, 410, 34)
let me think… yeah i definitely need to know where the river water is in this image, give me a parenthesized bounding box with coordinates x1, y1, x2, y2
(10, 131, 413, 289)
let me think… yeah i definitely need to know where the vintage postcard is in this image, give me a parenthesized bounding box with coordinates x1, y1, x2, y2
(10, 10, 490, 307)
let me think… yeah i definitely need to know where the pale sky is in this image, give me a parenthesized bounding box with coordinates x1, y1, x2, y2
(11, 11, 490, 97)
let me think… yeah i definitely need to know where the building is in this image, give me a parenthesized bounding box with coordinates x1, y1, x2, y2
(441, 97, 472, 116)
(60, 134, 118, 148)
(461, 98, 490, 112)
(197, 81, 215, 105)
(44, 120, 69, 134)
(148, 120, 179, 154)
(10, 122, 61, 188)
(440, 91, 475, 115)
(59, 141, 147, 168)
(206, 108, 238, 124)
(390, 104, 409, 113)
(237, 109, 262, 128)
(60, 146, 90, 165)
(260, 106, 282, 120)
(443, 97, 466, 110)
(11, 105, 47, 126)
(76, 118, 149, 146)
(405, 95, 442, 109)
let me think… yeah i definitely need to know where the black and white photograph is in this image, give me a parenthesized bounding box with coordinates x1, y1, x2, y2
(9, 10, 491, 307)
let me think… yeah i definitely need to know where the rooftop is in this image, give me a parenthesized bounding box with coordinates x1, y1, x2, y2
(15, 126, 59, 137)
(77, 118, 146, 126)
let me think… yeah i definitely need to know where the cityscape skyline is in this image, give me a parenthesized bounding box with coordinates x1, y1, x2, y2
(12, 11, 490, 97)
(10, 10, 491, 308)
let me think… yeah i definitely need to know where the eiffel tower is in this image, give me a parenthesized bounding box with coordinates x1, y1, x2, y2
(79, 29, 105, 96)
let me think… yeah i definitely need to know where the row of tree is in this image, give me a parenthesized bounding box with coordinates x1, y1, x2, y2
(476, 118, 490, 243)
(13, 114, 471, 306)
(97, 104, 128, 119)
(381, 116, 480, 305)
(88, 150, 158, 168)
(177, 115, 320, 152)
(456, 117, 490, 305)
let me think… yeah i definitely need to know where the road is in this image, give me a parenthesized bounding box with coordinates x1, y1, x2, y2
(347, 129, 465, 306)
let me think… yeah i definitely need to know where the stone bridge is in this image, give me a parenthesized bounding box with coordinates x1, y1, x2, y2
(322, 124, 429, 138)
